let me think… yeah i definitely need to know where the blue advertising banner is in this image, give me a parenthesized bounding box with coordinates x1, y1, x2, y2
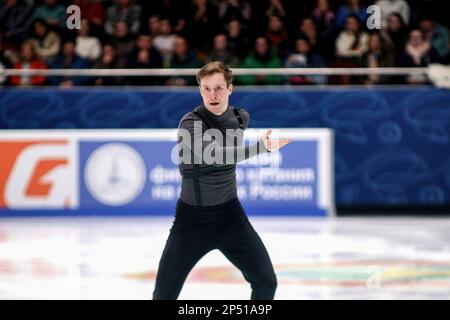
(0, 129, 334, 217)
(0, 86, 449, 206)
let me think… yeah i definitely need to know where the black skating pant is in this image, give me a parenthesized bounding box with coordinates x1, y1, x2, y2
(153, 197, 277, 300)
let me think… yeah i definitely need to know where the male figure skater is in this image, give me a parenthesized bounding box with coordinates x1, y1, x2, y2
(153, 61, 291, 300)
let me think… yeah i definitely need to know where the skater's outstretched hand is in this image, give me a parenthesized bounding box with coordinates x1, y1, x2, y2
(261, 129, 292, 152)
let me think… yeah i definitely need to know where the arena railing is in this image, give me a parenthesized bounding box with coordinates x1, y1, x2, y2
(1, 67, 428, 77)
(2, 65, 449, 88)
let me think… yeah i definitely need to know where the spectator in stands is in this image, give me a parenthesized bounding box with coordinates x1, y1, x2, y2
(333, 14, 369, 84)
(0, 0, 33, 47)
(111, 20, 136, 67)
(335, 0, 367, 30)
(73, 0, 106, 39)
(225, 18, 251, 60)
(32, 0, 66, 29)
(266, 15, 288, 58)
(166, 36, 202, 86)
(0, 32, 18, 70)
(408, 1, 438, 28)
(153, 18, 177, 66)
(375, 0, 410, 28)
(207, 33, 240, 66)
(298, 17, 320, 54)
(381, 13, 408, 62)
(151, 0, 188, 35)
(49, 40, 90, 87)
(105, 0, 142, 36)
(28, 19, 61, 65)
(400, 29, 430, 84)
(419, 16, 449, 59)
(146, 14, 161, 38)
(402, 29, 430, 66)
(217, 0, 252, 29)
(265, 0, 286, 20)
(93, 43, 124, 85)
(127, 34, 163, 68)
(358, 32, 395, 84)
(75, 19, 102, 62)
(284, 35, 326, 85)
(74, 0, 105, 26)
(311, 0, 335, 36)
(238, 36, 283, 85)
(335, 14, 369, 60)
(186, 0, 218, 51)
(310, 0, 336, 60)
(126, 34, 163, 85)
(435, 37, 450, 64)
(0, 50, 12, 85)
(10, 41, 47, 87)
(274, 1, 310, 36)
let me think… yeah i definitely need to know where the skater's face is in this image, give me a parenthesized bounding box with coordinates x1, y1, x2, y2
(199, 72, 232, 116)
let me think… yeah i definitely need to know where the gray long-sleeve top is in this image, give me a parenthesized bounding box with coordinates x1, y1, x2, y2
(178, 104, 269, 206)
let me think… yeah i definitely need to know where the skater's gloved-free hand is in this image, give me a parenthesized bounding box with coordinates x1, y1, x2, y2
(261, 128, 292, 152)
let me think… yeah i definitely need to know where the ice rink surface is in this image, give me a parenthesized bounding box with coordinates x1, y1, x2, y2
(0, 216, 449, 300)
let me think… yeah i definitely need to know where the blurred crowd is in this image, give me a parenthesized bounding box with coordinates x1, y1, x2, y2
(0, 0, 449, 87)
